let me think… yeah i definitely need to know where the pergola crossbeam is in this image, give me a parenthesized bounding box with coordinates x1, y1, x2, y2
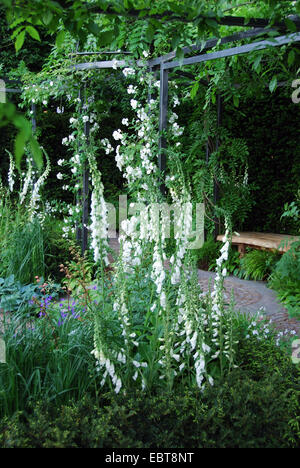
(148, 27, 281, 67)
(162, 33, 300, 70)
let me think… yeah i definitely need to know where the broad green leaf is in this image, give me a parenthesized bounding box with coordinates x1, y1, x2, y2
(175, 47, 184, 65)
(284, 18, 297, 32)
(56, 30, 66, 48)
(252, 54, 262, 72)
(25, 26, 41, 41)
(9, 17, 25, 29)
(15, 30, 26, 52)
(87, 21, 100, 35)
(205, 18, 218, 31)
(29, 136, 43, 170)
(269, 75, 277, 93)
(190, 81, 199, 99)
(145, 24, 155, 43)
(11, 26, 24, 39)
(13, 114, 31, 136)
(98, 30, 114, 46)
(14, 130, 27, 167)
(288, 50, 295, 67)
(171, 35, 181, 50)
(233, 95, 239, 107)
(42, 10, 54, 26)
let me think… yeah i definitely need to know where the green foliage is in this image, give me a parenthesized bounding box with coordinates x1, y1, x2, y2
(222, 248, 241, 276)
(239, 248, 281, 281)
(215, 138, 254, 228)
(0, 338, 299, 448)
(281, 190, 300, 233)
(0, 305, 96, 417)
(269, 239, 300, 319)
(0, 275, 60, 315)
(226, 92, 300, 234)
(0, 102, 42, 169)
(42, 217, 74, 281)
(0, 192, 72, 283)
(268, 195, 300, 318)
(192, 237, 221, 270)
(1, 217, 46, 284)
(181, 99, 255, 232)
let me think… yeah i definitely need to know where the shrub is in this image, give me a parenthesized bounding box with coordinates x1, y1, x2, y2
(268, 239, 300, 319)
(0, 335, 299, 448)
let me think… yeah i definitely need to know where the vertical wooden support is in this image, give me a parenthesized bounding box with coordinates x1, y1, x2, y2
(148, 66, 153, 105)
(76, 84, 90, 254)
(31, 102, 37, 184)
(76, 88, 83, 246)
(213, 94, 223, 238)
(158, 65, 168, 196)
(82, 108, 90, 255)
(31, 102, 37, 133)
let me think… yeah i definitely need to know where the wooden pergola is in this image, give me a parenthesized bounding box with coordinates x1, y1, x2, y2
(2, 14, 300, 252)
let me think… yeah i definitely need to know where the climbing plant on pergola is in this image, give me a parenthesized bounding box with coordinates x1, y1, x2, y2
(72, 21, 300, 251)
(3, 14, 300, 252)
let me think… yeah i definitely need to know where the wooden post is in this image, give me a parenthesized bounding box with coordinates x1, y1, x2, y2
(82, 84, 90, 255)
(31, 102, 38, 185)
(158, 65, 168, 196)
(76, 88, 83, 246)
(31, 102, 37, 133)
(82, 123, 90, 254)
(214, 93, 223, 239)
